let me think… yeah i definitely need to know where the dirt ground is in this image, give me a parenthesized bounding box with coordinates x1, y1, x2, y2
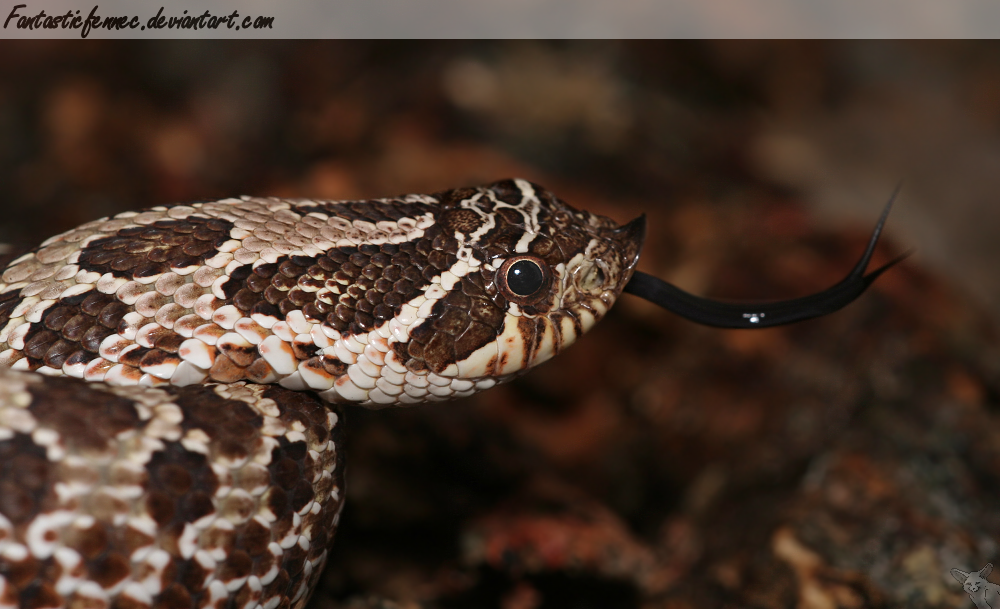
(2, 41, 1000, 608)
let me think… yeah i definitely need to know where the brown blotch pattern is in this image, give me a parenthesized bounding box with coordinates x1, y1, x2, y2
(172, 384, 264, 463)
(438, 208, 485, 235)
(14, 288, 179, 373)
(402, 274, 506, 374)
(0, 370, 344, 609)
(144, 444, 218, 529)
(77, 217, 235, 280)
(217, 222, 463, 341)
(0, 434, 57, 528)
(25, 374, 140, 455)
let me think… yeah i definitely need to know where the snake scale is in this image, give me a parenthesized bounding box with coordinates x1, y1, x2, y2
(0, 178, 897, 609)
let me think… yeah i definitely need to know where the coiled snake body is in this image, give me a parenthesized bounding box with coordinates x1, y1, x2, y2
(0, 179, 646, 609)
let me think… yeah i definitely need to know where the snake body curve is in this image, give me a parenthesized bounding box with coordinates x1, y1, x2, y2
(0, 179, 645, 609)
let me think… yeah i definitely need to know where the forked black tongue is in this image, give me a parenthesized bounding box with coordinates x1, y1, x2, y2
(622, 187, 909, 328)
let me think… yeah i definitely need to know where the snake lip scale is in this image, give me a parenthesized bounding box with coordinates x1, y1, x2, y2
(0, 178, 897, 609)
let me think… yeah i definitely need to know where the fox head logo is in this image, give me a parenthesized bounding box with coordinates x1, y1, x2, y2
(952, 563, 1000, 609)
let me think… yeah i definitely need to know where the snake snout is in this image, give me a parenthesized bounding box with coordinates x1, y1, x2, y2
(616, 214, 646, 270)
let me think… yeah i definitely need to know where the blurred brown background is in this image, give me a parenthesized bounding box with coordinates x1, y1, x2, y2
(2, 41, 1000, 609)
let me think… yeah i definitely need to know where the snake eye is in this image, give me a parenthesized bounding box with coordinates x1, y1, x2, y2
(508, 260, 544, 295)
(497, 256, 551, 304)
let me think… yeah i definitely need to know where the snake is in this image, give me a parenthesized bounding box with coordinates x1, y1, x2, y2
(0, 178, 900, 609)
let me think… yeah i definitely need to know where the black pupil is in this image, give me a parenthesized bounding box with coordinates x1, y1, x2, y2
(507, 260, 544, 296)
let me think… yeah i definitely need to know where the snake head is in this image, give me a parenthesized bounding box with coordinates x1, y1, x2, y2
(414, 179, 645, 388)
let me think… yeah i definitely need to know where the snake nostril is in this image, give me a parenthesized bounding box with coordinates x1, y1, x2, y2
(577, 264, 607, 293)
